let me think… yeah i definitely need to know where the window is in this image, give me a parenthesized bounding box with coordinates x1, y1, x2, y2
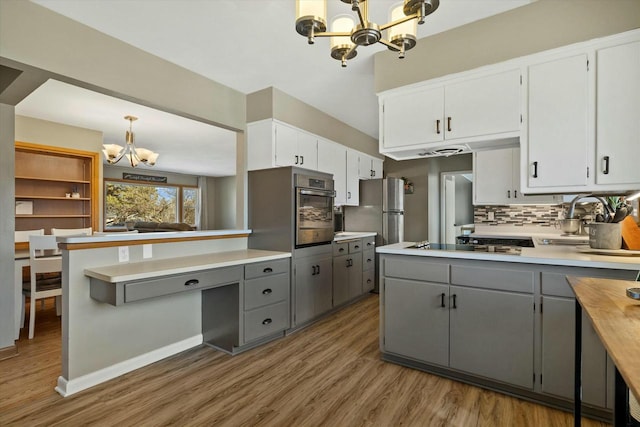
(105, 181, 198, 229)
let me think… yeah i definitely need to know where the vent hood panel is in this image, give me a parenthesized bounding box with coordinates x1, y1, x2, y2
(381, 136, 519, 161)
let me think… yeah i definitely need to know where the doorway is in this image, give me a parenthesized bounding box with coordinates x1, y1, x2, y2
(440, 171, 474, 244)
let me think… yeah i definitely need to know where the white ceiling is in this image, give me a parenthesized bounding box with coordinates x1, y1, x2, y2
(18, 0, 533, 176)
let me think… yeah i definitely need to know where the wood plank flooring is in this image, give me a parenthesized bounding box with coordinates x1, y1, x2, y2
(1, 295, 610, 426)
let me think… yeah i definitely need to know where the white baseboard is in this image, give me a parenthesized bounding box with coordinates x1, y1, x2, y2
(55, 334, 203, 397)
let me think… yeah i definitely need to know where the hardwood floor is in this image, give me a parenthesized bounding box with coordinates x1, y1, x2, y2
(1, 295, 610, 426)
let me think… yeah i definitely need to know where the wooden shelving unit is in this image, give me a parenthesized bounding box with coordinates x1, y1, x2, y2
(15, 141, 99, 250)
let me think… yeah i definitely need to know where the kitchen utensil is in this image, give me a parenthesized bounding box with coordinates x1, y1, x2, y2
(627, 288, 640, 300)
(612, 206, 628, 223)
(588, 222, 622, 249)
(556, 218, 582, 234)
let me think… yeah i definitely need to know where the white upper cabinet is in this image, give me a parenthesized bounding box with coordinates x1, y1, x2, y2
(474, 148, 561, 205)
(444, 69, 521, 140)
(381, 85, 444, 149)
(346, 149, 360, 206)
(379, 69, 521, 154)
(317, 139, 347, 206)
(247, 120, 317, 171)
(521, 30, 640, 194)
(595, 40, 640, 186)
(357, 152, 384, 180)
(524, 53, 590, 191)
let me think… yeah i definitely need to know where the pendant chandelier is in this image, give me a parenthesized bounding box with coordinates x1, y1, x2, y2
(295, 0, 440, 67)
(102, 115, 159, 167)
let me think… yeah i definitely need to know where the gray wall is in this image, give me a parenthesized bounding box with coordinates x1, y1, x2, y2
(385, 155, 472, 242)
(375, 0, 640, 92)
(455, 176, 473, 226)
(213, 176, 237, 229)
(0, 104, 16, 351)
(246, 87, 381, 159)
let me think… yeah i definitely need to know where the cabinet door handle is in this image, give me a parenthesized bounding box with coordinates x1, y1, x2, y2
(300, 155, 304, 165)
(347, 191, 351, 199)
(507, 190, 511, 199)
(354, 245, 359, 249)
(316, 264, 320, 275)
(184, 279, 199, 287)
(262, 288, 273, 295)
(603, 155, 610, 175)
(452, 294, 457, 309)
(346, 259, 351, 267)
(436, 119, 441, 134)
(440, 293, 446, 308)
(262, 318, 272, 325)
(447, 117, 452, 132)
(514, 190, 517, 198)
(371, 170, 375, 177)
(367, 258, 372, 263)
(367, 242, 373, 246)
(295, 155, 299, 165)
(263, 267, 273, 273)
(312, 265, 317, 275)
(532, 161, 538, 178)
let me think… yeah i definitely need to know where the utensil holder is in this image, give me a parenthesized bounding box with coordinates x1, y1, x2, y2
(588, 222, 622, 249)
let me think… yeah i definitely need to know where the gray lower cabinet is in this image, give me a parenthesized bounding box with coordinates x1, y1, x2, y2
(294, 254, 333, 326)
(449, 285, 534, 389)
(381, 253, 639, 412)
(332, 239, 363, 306)
(539, 266, 638, 408)
(384, 277, 449, 367)
(203, 258, 290, 354)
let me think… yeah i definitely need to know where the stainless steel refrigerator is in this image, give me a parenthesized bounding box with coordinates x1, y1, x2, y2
(344, 177, 404, 245)
(343, 177, 404, 291)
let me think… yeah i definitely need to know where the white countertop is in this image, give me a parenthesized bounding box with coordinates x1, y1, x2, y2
(58, 229, 252, 244)
(334, 231, 377, 242)
(84, 249, 291, 283)
(377, 242, 640, 271)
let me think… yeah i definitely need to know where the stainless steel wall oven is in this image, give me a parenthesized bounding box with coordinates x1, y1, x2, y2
(295, 173, 335, 248)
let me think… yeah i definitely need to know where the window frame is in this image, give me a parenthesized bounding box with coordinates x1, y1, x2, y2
(103, 178, 199, 230)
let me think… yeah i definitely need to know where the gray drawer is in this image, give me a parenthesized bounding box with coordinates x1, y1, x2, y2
(363, 236, 376, 249)
(124, 266, 242, 303)
(384, 257, 449, 283)
(244, 301, 289, 343)
(348, 240, 363, 253)
(450, 265, 533, 293)
(244, 273, 289, 310)
(363, 269, 375, 292)
(333, 241, 349, 257)
(244, 258, 289, 280)
(363, 249, 375, 271)
(541, 268, 638, 297)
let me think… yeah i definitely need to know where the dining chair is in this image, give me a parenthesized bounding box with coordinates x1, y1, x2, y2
(23, 235, 62, 339)
(14, 229, 45, 242)
(51, 227, 92, 236)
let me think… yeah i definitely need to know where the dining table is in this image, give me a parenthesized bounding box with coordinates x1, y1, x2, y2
(569, 275, 640, 427)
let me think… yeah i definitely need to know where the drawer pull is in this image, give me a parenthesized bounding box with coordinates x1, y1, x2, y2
(184, 279, 199, 287)
(262, 288, 272, 295)
(367, 242, 373, 246)
(339, 247, 345, 252)
(263, 267, 273, 273)
(354, 245, 360, 249)
(367, 279, 372, 284)
(262, 318, 272, 325)
(367, 258, 372, 263)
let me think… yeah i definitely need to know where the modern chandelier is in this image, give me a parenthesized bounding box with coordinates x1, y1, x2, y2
(102, 115, 159, 167)
(295, 0, 440, 67)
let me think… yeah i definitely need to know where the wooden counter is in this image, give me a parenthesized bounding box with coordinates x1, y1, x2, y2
(568, 276, 640, 426)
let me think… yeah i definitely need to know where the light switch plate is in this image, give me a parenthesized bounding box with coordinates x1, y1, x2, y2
(118, 246, 129, 263)
(143, 244, 152, 259)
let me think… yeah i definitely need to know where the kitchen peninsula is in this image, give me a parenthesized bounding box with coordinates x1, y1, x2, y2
(55, 230, 291, 397)
(377, 240, 639, 419)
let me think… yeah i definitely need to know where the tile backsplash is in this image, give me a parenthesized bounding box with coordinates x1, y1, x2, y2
(474, 203, 602, 227)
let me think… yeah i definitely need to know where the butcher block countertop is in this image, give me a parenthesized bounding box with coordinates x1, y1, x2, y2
(568, 276, 640, 401)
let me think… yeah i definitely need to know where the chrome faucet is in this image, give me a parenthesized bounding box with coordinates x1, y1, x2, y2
(567, 194, 613, 220)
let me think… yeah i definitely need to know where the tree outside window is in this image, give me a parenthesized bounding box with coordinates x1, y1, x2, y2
(105, 181, 198, 229)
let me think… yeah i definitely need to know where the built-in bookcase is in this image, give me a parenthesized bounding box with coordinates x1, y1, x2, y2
(14, 141, 99, 249)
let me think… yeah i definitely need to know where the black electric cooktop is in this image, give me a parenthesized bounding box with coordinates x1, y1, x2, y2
(409, 238, 533, 256)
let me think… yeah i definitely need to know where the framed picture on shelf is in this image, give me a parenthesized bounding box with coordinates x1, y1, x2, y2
(15, 200, 33, 215)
